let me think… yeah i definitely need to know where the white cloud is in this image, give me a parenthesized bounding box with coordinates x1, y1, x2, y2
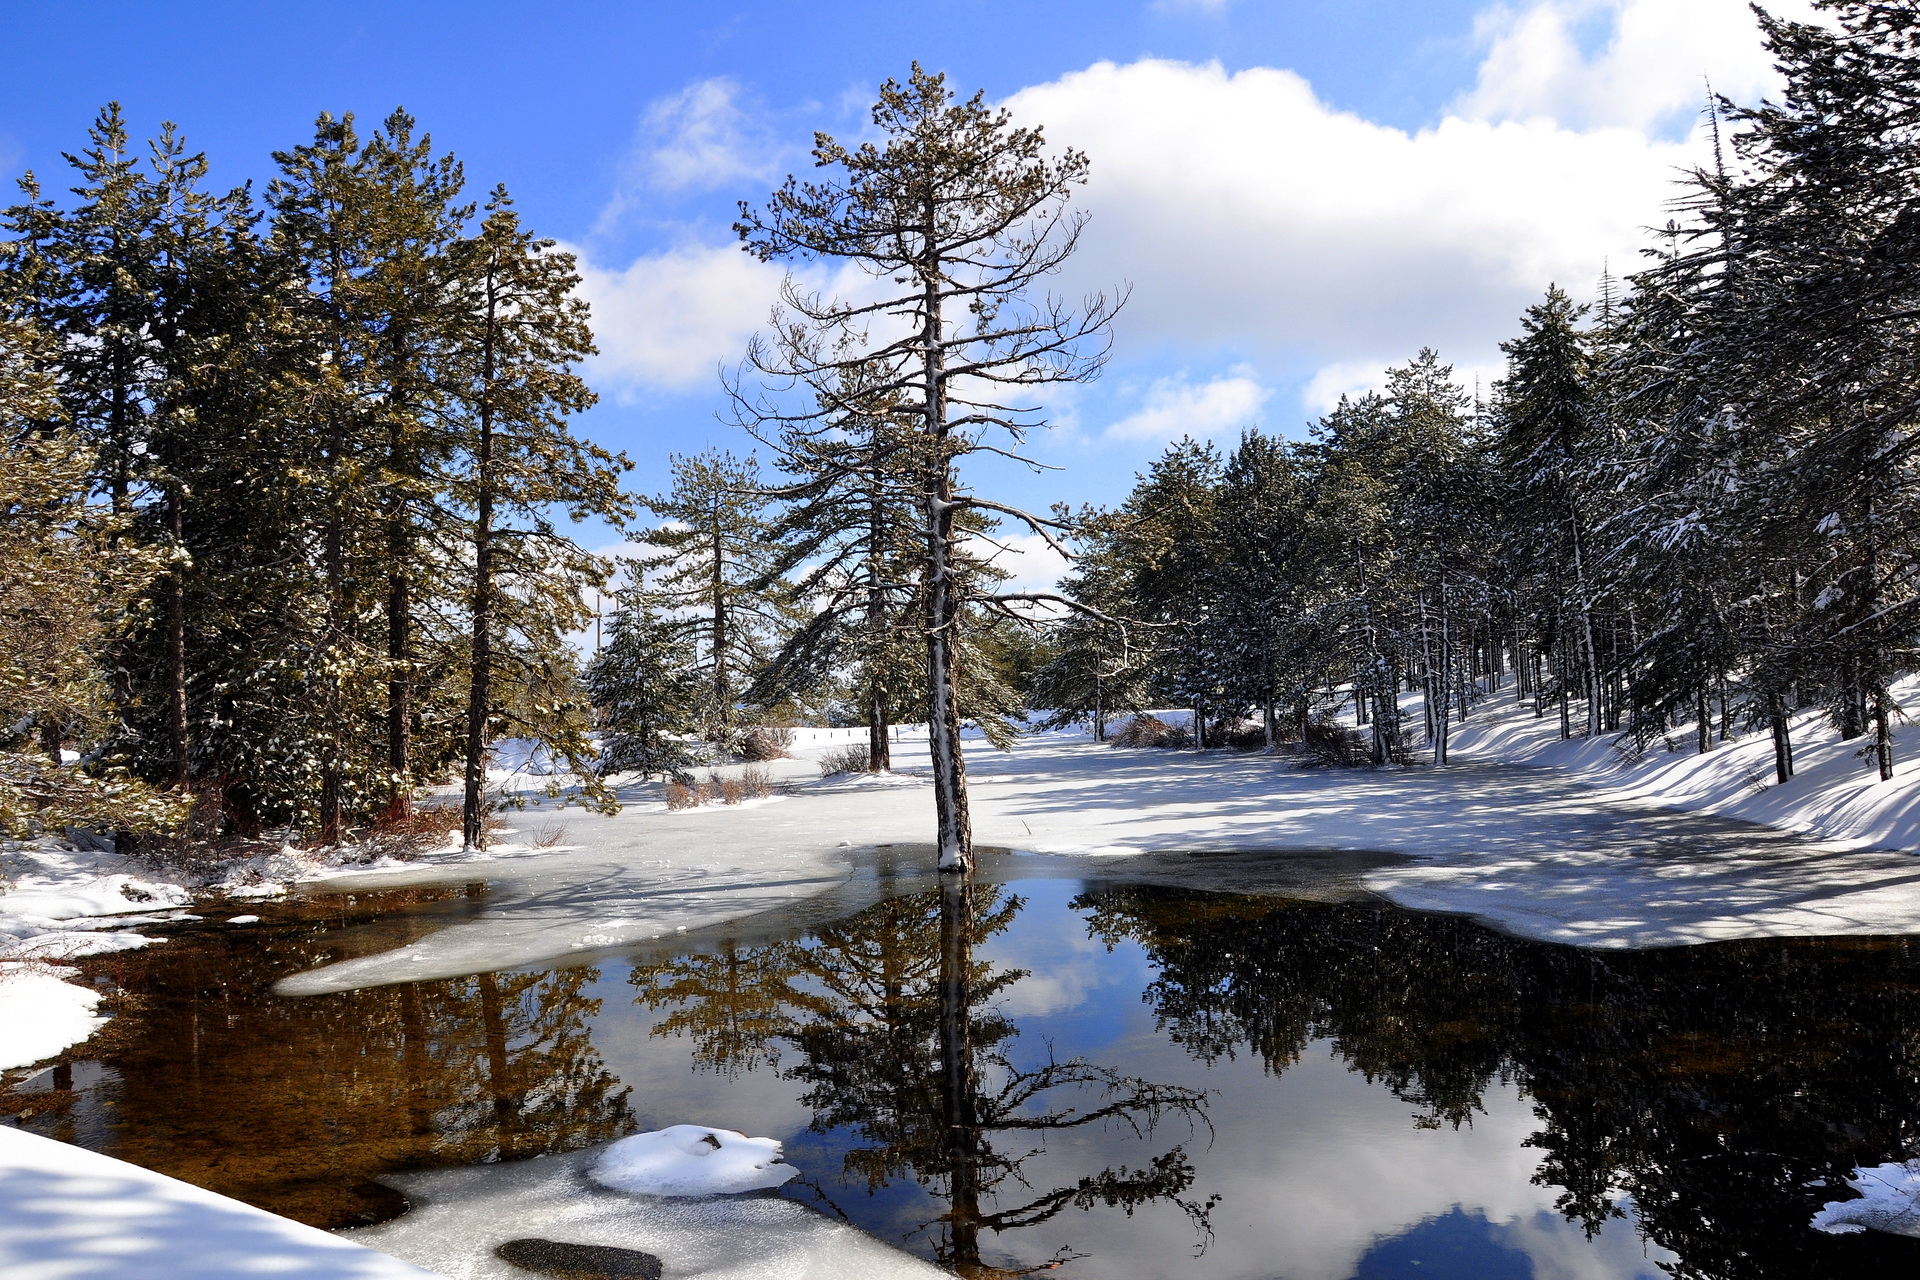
(1459, 0, 1816, 133)
(592, 78, 786, 238)
(638, 77, 779, 192)
(979, 530, 1072, 596)
(1302, 361, 1389, 416)
(1106, 372, 1271, 441)
(572, 241, 783, 394)
(1007, 58, 1693, 373)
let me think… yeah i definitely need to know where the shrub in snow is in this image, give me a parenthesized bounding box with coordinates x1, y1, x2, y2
(1811, 1160, 1920, 1238)
(818, 744, 873, 776)
(738, 726, 793, 762)
(589, 1125, 797, 1196)
(1111, 715, 1191, 749)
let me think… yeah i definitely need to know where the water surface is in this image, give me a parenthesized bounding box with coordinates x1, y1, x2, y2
(7, 862, 1920, 1279)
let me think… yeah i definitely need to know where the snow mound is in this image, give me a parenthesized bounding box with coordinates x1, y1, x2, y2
(0, 872, 189, 921)
(590, 1125, 798, 1196)
(1811, 1160, 1920, 1237)
(347, 1144, 946, 1279)
(0, 964, 105, 1070)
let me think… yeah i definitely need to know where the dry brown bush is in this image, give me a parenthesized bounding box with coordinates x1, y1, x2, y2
(818, 744, 872, 776)
(1111, 714, 1192, 749)
(739, 726, 794, 761)
(665, 777, 713, 810)
(369, 803, 464, 856)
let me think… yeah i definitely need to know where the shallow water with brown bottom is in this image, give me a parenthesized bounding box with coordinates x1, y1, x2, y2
(7, 868, 1920, 1279)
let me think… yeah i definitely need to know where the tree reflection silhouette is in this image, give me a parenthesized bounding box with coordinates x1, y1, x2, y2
(8, 890, 636, 1228)
(1077, 886, 1920, 1280)
(630, 876, 1215, 1277)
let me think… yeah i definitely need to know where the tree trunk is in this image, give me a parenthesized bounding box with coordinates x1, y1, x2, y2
(868, 683, 892, 772)
(462, 270, 500, 851)
(1770, 693, 1795, 784)
(938, 874, 983, 1269)
(164, 483, 189, 792)
(386, 566, 412, 819)
(921, 243, 970, 873)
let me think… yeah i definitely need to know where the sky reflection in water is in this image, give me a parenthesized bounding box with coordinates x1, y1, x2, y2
(7, 871, 1920, 1279)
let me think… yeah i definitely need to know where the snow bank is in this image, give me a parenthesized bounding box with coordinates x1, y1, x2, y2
(346, 1143, 947, 1280)
(1452, 674, 1920, 856)
(1810, 1160, 1920, 1238)
(0, 965, 104, 1071)
(0, 1126, 440, 1279)
(591, 1126, 798, 1197)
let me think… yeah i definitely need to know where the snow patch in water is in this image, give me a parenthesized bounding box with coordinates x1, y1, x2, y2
(1811, 1160, 1920, 1238)
(0, 964, 104, 1070)
(591, 1125, 798, 1196)
(346, 1144, 947, 1279)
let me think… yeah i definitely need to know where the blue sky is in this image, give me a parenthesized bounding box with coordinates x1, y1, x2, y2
(3, 1, 1801, 579)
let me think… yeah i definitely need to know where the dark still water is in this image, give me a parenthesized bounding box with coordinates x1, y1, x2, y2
(7, 869, 1920, 1279)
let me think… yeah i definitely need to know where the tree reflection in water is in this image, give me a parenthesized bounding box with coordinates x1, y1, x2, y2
(4, 888, 636, 1228)
(629, 875, 1216, 1278)
(1076, 886, 1920, 1280)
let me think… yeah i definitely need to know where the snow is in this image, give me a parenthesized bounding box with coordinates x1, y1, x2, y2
(0, 1126, 441, 1279)
(225, 914, 261, 925)
(344, 1142, 948, 1280)
(1451, 673, 1920, 856)
(590, 1125, 799, 1197)
(0, 965, 105, 1071)
(260, 720, 1920, 997)
(1810, 1160, 1920, 1238)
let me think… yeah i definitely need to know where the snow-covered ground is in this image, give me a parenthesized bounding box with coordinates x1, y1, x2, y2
(0, 1125, 440, 1279)
(1451, 672, 1920, 853)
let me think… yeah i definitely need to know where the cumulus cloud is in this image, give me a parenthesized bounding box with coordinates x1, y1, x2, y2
(1006, 58, 1692, 372)
(1458, 0, 1816, 133)
(573, 242, 783, 394)
(1106, 372, 1271, 441)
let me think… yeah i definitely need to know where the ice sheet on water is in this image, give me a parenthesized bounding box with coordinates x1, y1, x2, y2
(1811, 1160, 1920, 1237)
(345, 1144, 948, 1280)
(590, 1126, 797, 1197)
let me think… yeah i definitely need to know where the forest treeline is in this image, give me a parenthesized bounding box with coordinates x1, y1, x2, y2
(1035, 2, 1920, 785)
(7, 4, 1920, 855)
(0, 104, 628, 848)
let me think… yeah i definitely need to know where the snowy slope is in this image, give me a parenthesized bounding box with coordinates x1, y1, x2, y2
(1451, 673, 1920, 854)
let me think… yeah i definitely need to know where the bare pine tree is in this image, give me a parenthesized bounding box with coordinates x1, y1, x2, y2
(734, 64, 1118, 872)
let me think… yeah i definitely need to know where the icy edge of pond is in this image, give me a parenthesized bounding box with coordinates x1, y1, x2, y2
(346, 1142, 948, 1280)
(0, 1126, 439, 1279)
(1812, 1160, 1920, 1238)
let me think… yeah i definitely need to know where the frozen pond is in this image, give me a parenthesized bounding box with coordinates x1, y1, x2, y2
(7, 852, 1920, 1279)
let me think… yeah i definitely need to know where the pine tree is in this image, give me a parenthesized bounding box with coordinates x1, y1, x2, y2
(639, 449, 793, 748)
(585, 577, 698, 779)
(736, 64, 1117, 872)
(0, 317, 179, 837)
(451, 187, 630, 847)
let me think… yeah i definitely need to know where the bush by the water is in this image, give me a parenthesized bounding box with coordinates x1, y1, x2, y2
(1112, 715, 1192, 749)
(818, 744, 873, 776)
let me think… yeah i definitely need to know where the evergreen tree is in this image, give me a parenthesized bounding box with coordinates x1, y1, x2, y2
(452, 187, 630, 847)
(585, 577, 699, 779)
(639, 449, 793, 746)
(736, 64, 1118, 872)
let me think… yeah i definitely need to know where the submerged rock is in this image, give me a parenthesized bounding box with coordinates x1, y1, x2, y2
(494, 1237, 664, 1279)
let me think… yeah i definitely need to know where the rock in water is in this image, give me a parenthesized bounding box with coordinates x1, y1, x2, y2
(493, 1237, 664, 1279)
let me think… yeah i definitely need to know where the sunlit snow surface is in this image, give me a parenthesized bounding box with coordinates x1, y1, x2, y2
(0, 1126, 437, 1279)
(345, 1146, 946, 1280)
(591, 1125, 798, 1196)
(259, 724, 1920, 999)
(1812, 1161, 1920, 1238)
